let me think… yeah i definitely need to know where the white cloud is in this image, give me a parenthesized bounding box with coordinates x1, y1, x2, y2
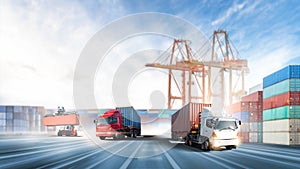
(212, 1, 247, 27)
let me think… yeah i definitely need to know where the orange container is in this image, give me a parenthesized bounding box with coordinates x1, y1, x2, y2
(42, 114, 79, 126)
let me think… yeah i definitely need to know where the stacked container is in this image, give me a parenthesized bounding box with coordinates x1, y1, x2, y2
(0, 105, 46, 134)
(226, 91, 263, 143)
(241, 91, 263, 143)
(263, 65, 300, 145)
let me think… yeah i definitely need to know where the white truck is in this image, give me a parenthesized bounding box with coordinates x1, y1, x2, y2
(185, 109, 241, 151)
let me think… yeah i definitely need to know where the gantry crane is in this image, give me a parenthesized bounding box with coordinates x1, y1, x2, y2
(146, 30, 248, 109)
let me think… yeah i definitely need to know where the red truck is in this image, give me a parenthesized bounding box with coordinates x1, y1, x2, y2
(94, 107, 141, 140)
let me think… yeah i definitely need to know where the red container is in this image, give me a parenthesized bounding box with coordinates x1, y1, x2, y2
(42, 114, 79, 126)
(241, 101, 263, 122)
(242, 91, 263, 102)
(263, 92, 300, 110)
(171, 102, 211, 140)
(239, 132, 249, 143)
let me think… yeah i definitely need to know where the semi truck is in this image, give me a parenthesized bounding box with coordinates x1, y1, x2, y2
(43, 107, 79, 136)
(94, 107, 141, 140)
(172, 103, 240, 151)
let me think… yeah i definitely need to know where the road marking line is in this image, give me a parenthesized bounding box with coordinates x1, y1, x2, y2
(158, 142, 181, 169)
(120, 141, 144, 169)
(86, 141, 135, 169)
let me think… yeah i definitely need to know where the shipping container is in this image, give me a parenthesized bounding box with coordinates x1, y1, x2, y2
(263, 78, 300, 99)
(263, 92, 300, 110)
(232, 112, 250, 123)
(239, 132, 249, 143)
(263, 132, 300, 145)
(171, 102, 211, 140)
(249, 122, 263, 132)
(116, 107, 141, 129)
(42, 114, 79, 126)
(242, 91, 263, 102)
(263, 65, 300, 88)
(263, 119, 300, 132)
(0, 106, 6, 112)
(263, 106, 300, 121)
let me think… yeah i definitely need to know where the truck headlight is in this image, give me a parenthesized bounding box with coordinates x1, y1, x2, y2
(212, 132, 217, 139)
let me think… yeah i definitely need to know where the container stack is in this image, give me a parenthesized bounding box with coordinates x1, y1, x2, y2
(241, 91, 263, 143)
(263, 65, 300, 145)
(226, 102, 249, 142)
(0, 105, 46, 134)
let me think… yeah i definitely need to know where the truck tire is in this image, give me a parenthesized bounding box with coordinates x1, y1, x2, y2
(99, 136, 105, 140)
(203, 140, 210, 152)
(188, 139, 193, 146)
(226, 146, 232, 150)
(57, 132, 62, 136)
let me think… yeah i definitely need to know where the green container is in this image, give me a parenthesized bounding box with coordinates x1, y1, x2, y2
(258, 132, 263, 143)
(263, 106, 300, 120)
(263, 79, 300, 99)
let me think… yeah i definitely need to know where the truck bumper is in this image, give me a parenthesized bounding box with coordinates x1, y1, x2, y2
(96, 131, 116, 137)
(211, 138, 239, 148)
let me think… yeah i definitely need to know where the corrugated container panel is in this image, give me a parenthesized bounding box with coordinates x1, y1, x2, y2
(6, 106, 13, 112)
(242, 91, 263, 102)
(263, 79, 300, 99)
(258, 132, 263, 143)
(240, 122, 249, 132)
(263, 92, 300, 110)
(116, 107, 141, 129)
(263, 106, 300, 121)
(6, 112, 13, 119)
(263, 119, 300, 132)
(0, 112, 6, 119)
(0, 106, 6, 112)
(226, 102, 241, 114)
(263, 132, 300, 145)
(249, 132, 258, 143)
(232, 112, 250, 123)
(239, 132, 249, 143)
(249, 122, 262, 132)
(42, 114, 79, 126)
(13, 106, 22, 113)
(263, 65, 300, 88)
(171, 102, 211, 140)
(0, 119, 6, 126)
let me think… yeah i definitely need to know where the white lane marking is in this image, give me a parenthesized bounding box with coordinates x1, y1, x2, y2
(119, 141, 144, 169)
(86, 141, 135, 169)
(158, 142, 181, 169)
(232, 150, 299, 168)
(169, 140, 185, 144)
(204, 152, 249, 169)
(0, 141, 91, 160)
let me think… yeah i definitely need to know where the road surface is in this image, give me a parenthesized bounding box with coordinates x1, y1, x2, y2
(0, 135, 299, 169)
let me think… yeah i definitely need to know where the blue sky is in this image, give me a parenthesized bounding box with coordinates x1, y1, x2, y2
(0, 0, 299, 109)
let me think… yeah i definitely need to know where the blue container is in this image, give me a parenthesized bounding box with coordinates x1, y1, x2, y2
(232, 112, 250, 122)
(0, 106, 6, 112)
(116, 107, 141, 129)
(263, 65, 300, 88)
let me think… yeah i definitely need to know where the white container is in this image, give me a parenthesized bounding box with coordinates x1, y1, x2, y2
(263, 119, 300, 132)
(263, 132, 300, 145)
(249, 132, 258, 142)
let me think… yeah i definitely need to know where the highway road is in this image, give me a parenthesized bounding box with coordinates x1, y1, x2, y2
(0, 135, 299, 169)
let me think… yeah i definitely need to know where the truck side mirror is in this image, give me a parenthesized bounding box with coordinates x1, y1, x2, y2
(239, 121, 241, 125)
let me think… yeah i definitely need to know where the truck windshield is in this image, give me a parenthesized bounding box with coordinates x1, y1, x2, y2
(215, 121, 237, 130)
(97, 117, 117, 125)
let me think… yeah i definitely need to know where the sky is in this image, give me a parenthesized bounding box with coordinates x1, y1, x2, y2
(0, 0, 300, 109)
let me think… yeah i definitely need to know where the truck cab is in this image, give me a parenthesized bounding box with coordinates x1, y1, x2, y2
(57, 125, 77, 136)
(95, 110, 122, 140)
(185, 110, 240, 151)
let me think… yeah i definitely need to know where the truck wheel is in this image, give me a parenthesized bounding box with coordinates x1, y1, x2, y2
(99, 136, 105, 140)
(188, 139, 193, 146)
(226, 146, 232, 150)
(203, 140, 210, 151)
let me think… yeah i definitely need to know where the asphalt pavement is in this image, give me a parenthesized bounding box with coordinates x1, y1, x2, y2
(0, 135, 299, 169)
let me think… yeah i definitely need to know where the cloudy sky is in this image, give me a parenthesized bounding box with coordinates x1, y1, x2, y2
(0, 0, 300, 109)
